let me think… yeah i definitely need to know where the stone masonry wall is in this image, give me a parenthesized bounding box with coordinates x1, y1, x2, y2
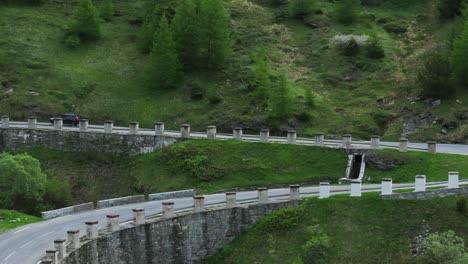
(381, 186, 468, 200)
(0, 128, 182, 155)
(63, 200, 302, 264)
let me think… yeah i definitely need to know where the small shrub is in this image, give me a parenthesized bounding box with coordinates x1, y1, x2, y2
(208, 95, 222, 104)
(456, 196, 467, 213)
(304, 88, 315, 108)
(336, 0, 361, 24)
(422, 230, 466, 264)
(190, 82, 206, 101)
(343, 37, 360, 56)
(301, 226, 331, 263)
(66, 0, 101, 41)
(296, 111, 312, 122)
(100, 0, 114, 21)
(418, 49, 453, 98)
(438, 0, 464, 20)
(289, 0, 315, 19)
(44, 179, 74, 209)
(255, 205, 305, 233)
(366, 35, 385, 59)
(64, 34, 81, 48)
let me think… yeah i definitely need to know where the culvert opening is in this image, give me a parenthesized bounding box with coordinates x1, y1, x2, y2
(349, 154, 362, 179)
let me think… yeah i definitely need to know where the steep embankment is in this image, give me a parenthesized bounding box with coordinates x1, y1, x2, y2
(0, 0, 466, 141)
(207, 193, 468, 264)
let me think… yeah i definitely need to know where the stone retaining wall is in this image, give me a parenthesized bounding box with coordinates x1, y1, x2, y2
(62, 200, 302, 264)
(0, 128, 181, 155)
(148, 189, 196, 201)
(381, 186, 468, 200)
(41, 202, 94, 220)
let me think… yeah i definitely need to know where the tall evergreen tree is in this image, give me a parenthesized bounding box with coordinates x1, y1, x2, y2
(438, 0, 464, 19)
(148, 15, 181, 89)
(172, 0, 199, 69)
(139, 7, 161, 54)
(67, 0, 101, 40)
(198, 0, 231, 70)
(272, 71, 292, 121)
(100, 0, 114, 21)
(451, 20, 468, 90)
(250, 49, 271, 103)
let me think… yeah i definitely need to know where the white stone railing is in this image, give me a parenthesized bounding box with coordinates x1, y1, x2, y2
(0, 116, 441, 153)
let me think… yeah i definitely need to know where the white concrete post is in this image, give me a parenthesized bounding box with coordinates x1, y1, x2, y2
(314, 133, 324, 146)
(67, 230, 80, 250)
(54, 239, 66, 261)
(287, 130, 297, 144)
(225, 192, 237, 208)
(45, 249, 58, 264)
(260, 129, 269, 143)
(289, 184, 300, 200)
(41, 259, 53, 264)
(257, 187, 269, 204)
(207, 126, 217, 139)
(155, 122, 165, 135)
(107, 214, 120, 232)
(233, 127, 242, 140)
(162, 201, 175, 219)
(104, 121, 113, 134)
(1, 115, 9, 128)
(350, 180, 362, 197)
(399, 138, 408, 152)
(129, 122, 139, 134)
(428, 141, 437, 154)
(180, 124, 190, 139)
(415, 175, 426, 192)
(132, 208, 145, 225)
(319, 182, 330, 199)
(53, 118, 63, 130)
(28, 116, 37, 129)
(80, 119, 88, 131)
(371, 136, 380, 149)
(381, 178, 392, 195)
(193, 195, 205, 213)
(86, 221, 99, 239)
(342, 134, 352, 148)
(448, 172, 459, 189)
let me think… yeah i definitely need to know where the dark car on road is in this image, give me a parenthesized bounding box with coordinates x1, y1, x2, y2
(50, 113, 81, 126)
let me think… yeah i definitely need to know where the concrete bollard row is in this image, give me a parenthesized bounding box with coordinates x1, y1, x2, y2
(448, 172, 459, 189)
(193, 195, 205, 213)
(233, 127, 242, 140)
(155, 122, 165, 135)
(415, 175, 426, 192)
(371, 135, 380, 150)
(45, 249, 58, 264)
(132, 208, 145, 225)
(53, 118, 63, 130)
(67, 230, 80, 250)
(289, 184, 300, 200)
(180, 124, 190, 139)
(381, 178, 392, 195)
(104, 120, 113, 134)
(287, 130, 297, 145)
(350, 180, 361, 197)
(86, 221, 99, 239)
(80, 119, 89, 131)
(162, 201, 175, 219)
(260, 129, 269, 143)
(54, 239, 66, 261)
(129, 122, 139, 134)
(107, 214, 120, 232)
(319, 182, 330, 199)
(399, 138, 408, 152)
(226, 192, 237, 207)
(427, 141, 437, 154)
(257, 187, 269, 204)
(1, 115, 9, 128)
(28, 116, 37, 129)
(207, 126, 217, 139)
(342, 134, 352, 149)
(314, 133, 324, 146)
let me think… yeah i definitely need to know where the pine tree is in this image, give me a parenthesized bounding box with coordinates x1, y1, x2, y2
(138, 7, 161, 54)
(304, 88, 315, 108)
(438, 0, 464, 20)
(336, 0, 361, 24)
(198, 0, 231, 70)
(451, 20, 468, 90)
(251, 49, 271, 103)
(148, 15, 182, 89)
(100, 0, 114, 21)
(172, 0, 199, 69)
(272, 71, 292, 121)
(67, 0, 101, 41)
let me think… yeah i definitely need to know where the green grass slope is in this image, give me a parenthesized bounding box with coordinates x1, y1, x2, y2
(0, 0, 466, 141)
(0, 210, 41, 234)
(207, 193, 468, 264)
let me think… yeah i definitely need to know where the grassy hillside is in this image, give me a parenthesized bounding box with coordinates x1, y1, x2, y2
(207, 193, 468, 264)
(14, 140, 468, 204)
(0, 210, 41, 234)
(0, 0, 466, 141)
